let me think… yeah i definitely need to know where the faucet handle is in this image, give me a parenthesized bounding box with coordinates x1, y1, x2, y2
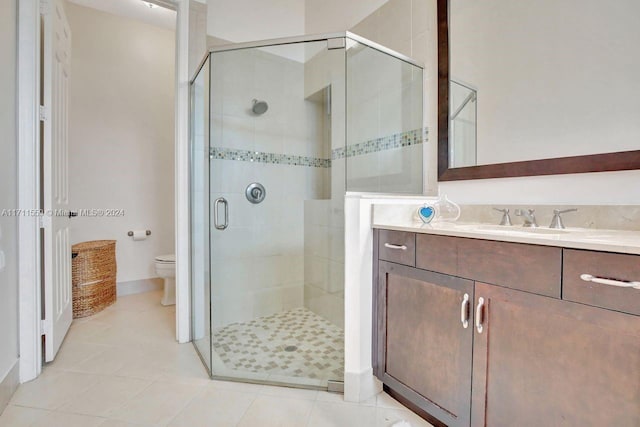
(493, 208, 512, 226)
(550, 208, 578, 229)
(554, 208, 578, 215)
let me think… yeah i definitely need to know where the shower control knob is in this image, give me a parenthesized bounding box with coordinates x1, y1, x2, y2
(246, 183, 266, 204)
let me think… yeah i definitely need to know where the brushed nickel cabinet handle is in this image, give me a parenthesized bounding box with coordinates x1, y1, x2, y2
(580, 274, 640, 290)
(475, 297, 485, 334)
(460, 293, 470, 329)
(384, 243, 407, 250)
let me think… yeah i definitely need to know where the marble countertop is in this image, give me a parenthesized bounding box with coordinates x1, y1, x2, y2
(373, 219, 640, 255)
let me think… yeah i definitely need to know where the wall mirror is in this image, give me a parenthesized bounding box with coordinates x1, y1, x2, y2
(438, 0, 640, 181)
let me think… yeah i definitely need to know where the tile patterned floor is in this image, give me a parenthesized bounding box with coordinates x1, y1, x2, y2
(213, 308, 344, 384)
(0, 291, 432, 427)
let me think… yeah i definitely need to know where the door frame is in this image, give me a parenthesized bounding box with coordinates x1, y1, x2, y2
(17, 0, 42, 383)
(17, 0, 199, 383)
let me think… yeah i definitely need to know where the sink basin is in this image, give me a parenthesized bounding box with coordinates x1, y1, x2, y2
(456, 224, 571, 235)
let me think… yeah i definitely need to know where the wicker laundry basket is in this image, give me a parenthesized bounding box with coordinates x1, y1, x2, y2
(71, 240, 117, 318)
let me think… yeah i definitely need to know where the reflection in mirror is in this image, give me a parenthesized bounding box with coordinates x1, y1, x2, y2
(448, 0, 640, 168)
(449, 80, 476, 168)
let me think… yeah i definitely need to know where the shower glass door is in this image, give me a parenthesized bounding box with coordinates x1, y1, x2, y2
(208, 39, 346, 388)
(190, 55, 212, 374)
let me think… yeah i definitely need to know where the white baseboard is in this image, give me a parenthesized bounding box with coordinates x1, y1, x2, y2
(0, 359, 19, 415)
(343, 368, 382, 403)
(116, 278, 163, 297)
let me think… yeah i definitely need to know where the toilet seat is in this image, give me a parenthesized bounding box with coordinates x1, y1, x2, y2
(155, 254, 176, 306)
(155, 254, 175, 264)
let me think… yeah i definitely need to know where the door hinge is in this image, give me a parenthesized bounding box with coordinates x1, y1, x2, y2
(39, 106, 47, 122)
(39, 0, 50, 16)
(38, 215, 45, 229)
(40, 319, 49, 335)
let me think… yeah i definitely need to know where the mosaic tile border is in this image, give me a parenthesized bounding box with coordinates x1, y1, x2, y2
(210, 147, 331, 168)
(209, 127, 428, 168)
(332, 127, 428, 160)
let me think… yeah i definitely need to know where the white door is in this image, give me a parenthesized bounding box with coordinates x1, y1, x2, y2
(42, 0, 72, 362)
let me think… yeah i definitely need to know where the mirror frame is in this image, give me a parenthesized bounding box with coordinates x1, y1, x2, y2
(437, 0, 640, 181)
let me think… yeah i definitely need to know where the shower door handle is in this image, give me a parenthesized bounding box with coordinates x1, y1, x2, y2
(213, 197, 229, 230)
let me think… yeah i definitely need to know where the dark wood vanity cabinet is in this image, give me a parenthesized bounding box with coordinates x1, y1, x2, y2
(373, 229, 640, 427)
(472, 282, 640, 427)
(375, 261, 474, 427)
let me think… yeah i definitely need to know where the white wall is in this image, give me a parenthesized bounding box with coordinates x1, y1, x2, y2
(0, 0, 19, 405)
(189, 1, 208, 77)
(207, 0, 305, 42)
(305, 0, 389, 35)
(207, 0, 389, 43)
(440, 170, 640, 205)
(66, 2, 176, 283)
(68, 0, 177, 30)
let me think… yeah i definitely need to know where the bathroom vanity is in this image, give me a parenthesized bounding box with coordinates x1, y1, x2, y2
(372, 223, 640, 427)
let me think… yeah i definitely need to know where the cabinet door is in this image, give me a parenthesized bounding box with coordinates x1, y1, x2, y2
(377, 261, 474, 427)
(472, 282, 640, 427)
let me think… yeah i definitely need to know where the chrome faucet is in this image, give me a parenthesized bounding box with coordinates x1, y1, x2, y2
(493, 208, 512, 226)
(514, 209, 538, 227)
(549, 208, 578, 229)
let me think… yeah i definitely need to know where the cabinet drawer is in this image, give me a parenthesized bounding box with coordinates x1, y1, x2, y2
(563, 249, 640, 316)
(459, 239, 562, 298)
(416, 235, 562, 298)
(378, 230, 415, 266)
(415, 234, 457, 276)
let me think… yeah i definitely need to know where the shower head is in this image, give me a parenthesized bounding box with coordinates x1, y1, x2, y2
(252, 99, 269, 115)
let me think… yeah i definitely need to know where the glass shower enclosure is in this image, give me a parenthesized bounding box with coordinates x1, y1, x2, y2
(190, 32, 424, 390)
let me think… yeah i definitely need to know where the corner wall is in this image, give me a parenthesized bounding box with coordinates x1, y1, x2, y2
(0, 0, 20, 413)
(66, 2, 176, 284)
(348, 0, 438, 195)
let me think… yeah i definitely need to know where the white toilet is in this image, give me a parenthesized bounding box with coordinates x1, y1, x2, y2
(155, 254, 176, 306)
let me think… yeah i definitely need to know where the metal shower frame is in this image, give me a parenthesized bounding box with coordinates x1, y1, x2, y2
(191, 31, 424, 84)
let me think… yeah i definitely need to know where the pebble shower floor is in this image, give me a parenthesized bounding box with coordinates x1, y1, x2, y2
(212, 308, 344, 384)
